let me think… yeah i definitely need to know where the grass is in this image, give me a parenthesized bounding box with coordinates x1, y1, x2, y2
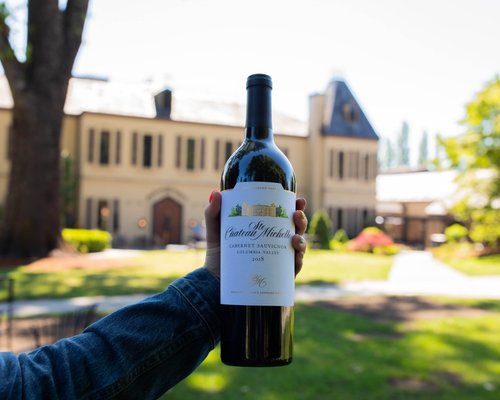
(445, 254, 500, 276)
(296, 250, 393, 285)
(432, 243, 500, 276)
(162, 300, 500, 400)
(0, 249, 393, 300)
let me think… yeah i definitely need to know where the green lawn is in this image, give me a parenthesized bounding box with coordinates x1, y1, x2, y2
(0, 250, 393, 300)
(432, 243, 500, 276)
(445, 254, 500, 276)
(163, 300, 500, 400)
(296, 250, 393, 285)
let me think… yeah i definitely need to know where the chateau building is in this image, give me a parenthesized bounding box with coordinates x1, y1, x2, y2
(0, 76, 378, 246)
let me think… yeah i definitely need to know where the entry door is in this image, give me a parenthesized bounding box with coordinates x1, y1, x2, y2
(153, 198, 182, 245)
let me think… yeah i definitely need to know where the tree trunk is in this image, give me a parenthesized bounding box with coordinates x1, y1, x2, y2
(0, 86, 67, 257)
(0, 0, 89, 258)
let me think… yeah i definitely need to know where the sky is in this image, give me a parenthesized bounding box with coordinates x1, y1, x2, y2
(4, 0, 500, 162)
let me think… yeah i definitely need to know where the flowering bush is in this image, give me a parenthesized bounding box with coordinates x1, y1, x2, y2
(347, 227, 398, 255)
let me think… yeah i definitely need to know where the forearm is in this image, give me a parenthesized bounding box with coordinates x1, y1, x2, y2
(0, 268, 221, 400)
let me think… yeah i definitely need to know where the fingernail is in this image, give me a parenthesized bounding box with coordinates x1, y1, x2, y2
(299, 236, 305, 245)
(209, 191, 214, 203)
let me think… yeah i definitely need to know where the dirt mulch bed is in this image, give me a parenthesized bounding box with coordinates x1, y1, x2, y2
(1, 249, 137, 272)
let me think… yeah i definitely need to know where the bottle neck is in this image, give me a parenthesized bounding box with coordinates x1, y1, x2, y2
(245, 81, 273, 141)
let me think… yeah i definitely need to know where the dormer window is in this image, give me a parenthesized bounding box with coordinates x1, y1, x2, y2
(342, 103, 358, 123)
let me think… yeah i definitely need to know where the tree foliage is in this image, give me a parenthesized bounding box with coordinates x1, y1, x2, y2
(440, 76, 500, 248)
(418, 130, 429, 166)
(397, 121, 410, 166)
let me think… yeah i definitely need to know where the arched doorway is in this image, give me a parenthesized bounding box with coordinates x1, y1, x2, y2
(153, 197, 182, 245)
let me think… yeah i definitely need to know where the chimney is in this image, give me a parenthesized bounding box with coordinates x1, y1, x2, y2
(154, 88, 172, 119)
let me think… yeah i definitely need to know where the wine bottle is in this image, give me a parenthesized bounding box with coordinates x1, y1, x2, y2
(220, 74, 296, 367)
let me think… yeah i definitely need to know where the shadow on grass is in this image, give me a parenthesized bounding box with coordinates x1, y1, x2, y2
(296, 279, 340, 286)
(163, 302, 500, 400)
(6, 271, 181, 300)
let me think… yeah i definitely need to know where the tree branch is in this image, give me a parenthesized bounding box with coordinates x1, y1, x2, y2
(0, 4, 25, 99)
(61, 0, 89, 77)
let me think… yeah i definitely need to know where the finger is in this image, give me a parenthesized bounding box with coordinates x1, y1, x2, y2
(205, 191, 221, 246)
(292, 234, 306, 276)
(296, 198, 306, 212)
(295, 250, 305, 276)
(293, 210, 308, 236)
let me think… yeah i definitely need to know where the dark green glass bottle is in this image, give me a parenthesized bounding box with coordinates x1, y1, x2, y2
(220, 74, 296, 367)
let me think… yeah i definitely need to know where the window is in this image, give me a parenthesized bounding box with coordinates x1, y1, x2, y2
(97, 200, 109, 230)
(143, 134, 152, 168)
(115, 130, 121, 164)
(337, 208, 343, 231)
(362, 208, 369, 227)
(113, 199, 120, 232)
(214, 139, 220, 170)
(88, 129, 95, 163)
(85, 198, 93, 229)
(225, 141, 233, 162)
(200, 138, 205, 169)
(176, 136, 181, 168)
(364, 154, 369, 180)
(186, 138, 195, 170)
(352, 152, 359, 179)
(329, 149, 334, 178)
(338, 151, 344, 180)
(131, 132, 138, 165)
(342, 103, 358, 123)
(158, 134, 163, 167)
(99, 130, 110, 165)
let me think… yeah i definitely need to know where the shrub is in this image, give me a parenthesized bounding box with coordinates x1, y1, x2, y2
(309, 210, 333, 249)
(330, 229, 349, 251)
(347, 227, 397, 254)
(444, 223, 469, 243)
(62, 228, 112, 253)
(469, 208, 500, 248)
(372, 244, 399, 255)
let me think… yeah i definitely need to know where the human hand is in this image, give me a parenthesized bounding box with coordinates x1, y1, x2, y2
(204, 191, 308, 278)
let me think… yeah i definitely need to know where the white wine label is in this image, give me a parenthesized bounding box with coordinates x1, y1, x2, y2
(221, 182, 296, 306)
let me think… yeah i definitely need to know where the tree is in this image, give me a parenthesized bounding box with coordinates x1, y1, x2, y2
(397, 121, 410, 166)
(0, 0, 90, 257)
(418, 130, 429, 166)
(440, 76, 500, 248)
(378, 137, 395, 171)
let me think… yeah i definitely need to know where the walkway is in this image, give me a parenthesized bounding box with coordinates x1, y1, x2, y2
(297, 250, 500, 301)
(12, 251, 500, 317)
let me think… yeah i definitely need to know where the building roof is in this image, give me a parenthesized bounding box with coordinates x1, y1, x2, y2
(377, 170, 459, 203)
(322, 79, 379, 140)
(377, 170, 460, 216)
(0, 75, 307, 136)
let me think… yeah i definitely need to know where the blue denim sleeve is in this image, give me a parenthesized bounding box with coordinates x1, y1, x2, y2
(0, 267, 221, 400)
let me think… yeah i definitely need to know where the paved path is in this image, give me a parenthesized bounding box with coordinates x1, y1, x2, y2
(297, 250, 500, 301)
(11, 251, 500, 317)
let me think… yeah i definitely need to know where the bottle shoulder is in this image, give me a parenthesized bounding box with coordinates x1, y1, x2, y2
(221, 141, 296, 191)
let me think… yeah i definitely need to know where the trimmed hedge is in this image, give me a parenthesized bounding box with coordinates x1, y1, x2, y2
(62, 228, 112, 253)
